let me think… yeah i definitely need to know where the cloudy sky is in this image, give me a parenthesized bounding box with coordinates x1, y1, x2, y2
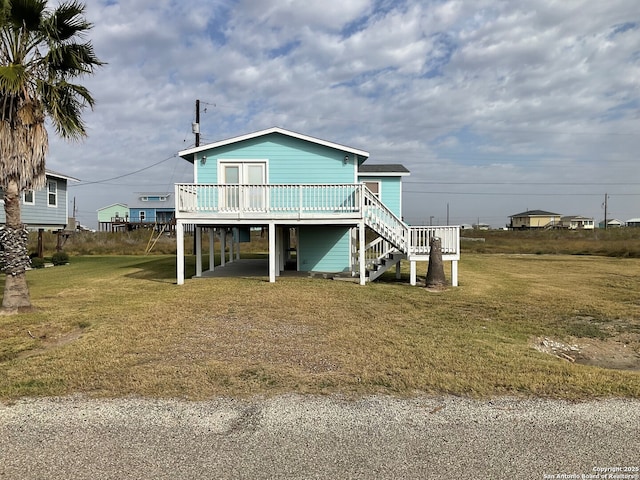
(48, 0, 640, 228)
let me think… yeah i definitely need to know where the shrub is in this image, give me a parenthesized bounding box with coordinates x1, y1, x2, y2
(30, 257, 45, 269)
(51, 251, 69, 266)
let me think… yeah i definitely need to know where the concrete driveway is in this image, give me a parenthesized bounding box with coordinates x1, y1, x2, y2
(1, 395, 638, 479)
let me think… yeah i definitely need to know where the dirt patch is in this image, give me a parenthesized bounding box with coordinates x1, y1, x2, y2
(532, 334, 640, 371)
(16, 329, 84, 360)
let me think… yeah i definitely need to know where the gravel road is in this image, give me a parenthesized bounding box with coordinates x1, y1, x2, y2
(1, 395, 638, 479)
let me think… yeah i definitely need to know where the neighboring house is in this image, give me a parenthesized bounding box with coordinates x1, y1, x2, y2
(473, 223, 490, 230)
(174, 127, 460, 286)
(128, 193, 175, 225)
(97, 203, 129, 231)
(598, 219, 623, 228)
(0, 170, 77, 231)
(560, 215, 595, 230)
(508, 210, 561, 229)
(626, 218, 640, 227)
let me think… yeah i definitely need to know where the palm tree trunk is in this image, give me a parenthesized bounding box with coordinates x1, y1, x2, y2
(1, 179, 31, 310)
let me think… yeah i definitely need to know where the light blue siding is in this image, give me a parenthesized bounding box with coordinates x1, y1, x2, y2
(129, 208, 174, 223)
(298, 226, 351, 272)
(0, 176, 68, 230)
(358, 175, 403, 218)
(196, 133, 357, 184)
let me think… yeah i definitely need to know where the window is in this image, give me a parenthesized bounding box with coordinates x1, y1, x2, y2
(364, 181, 381, 198)
(23, 190, 35, 205)
(47, 180, 57, 207)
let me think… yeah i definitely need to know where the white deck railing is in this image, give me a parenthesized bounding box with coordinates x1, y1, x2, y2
(408, 226, 460, 256)
(175, 183, 460, 258)
(176, 183, 361, 216)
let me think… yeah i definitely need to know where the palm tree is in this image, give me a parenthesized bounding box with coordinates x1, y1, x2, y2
(0, 0, 102, 310)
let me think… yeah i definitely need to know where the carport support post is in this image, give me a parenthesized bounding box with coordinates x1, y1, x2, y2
(208, 227, 215, 272)
(176, 221, 185, 285)
(269, 222, 276, 282)
(195, 226, 202, 277)
(220, 229, 226, 267)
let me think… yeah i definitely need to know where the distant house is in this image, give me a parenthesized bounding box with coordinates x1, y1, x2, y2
(97, 203, 130, 232)
(598, 219, 623, 228)
(128, 192, 175, 226)
(473, 223, 490, 230)
(626, 218, 640, 227)
(0, 170, 77, 231)
(508, 210, 561, 230)
(560, 216, 594, 230)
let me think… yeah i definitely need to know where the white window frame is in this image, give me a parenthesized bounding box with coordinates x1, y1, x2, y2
(364, 181, 381, 198)
(47, 180, 58, 207)
(23, 189, 35, 205)
(217, 160, 268, 212)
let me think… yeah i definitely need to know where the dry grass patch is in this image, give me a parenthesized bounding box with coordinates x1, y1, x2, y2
(0, 254, 639, 400)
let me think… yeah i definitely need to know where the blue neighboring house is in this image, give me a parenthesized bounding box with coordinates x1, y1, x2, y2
(0, 169, 77, 231)
(175, 127, 460, 286)
(128, 192, 175, 226)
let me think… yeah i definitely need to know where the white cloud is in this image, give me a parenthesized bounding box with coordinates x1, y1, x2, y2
(45, 0, 640, 227)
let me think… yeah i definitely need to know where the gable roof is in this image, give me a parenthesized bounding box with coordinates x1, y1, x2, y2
(358, 164, 410, 176)
(129, 192, 174, 209)
(178, 127, 370, 162)
(561, 215, 593, 221)
(510, 209, 561, 217)
(45, 169, 79, 182)
(97, 203, 129, 212)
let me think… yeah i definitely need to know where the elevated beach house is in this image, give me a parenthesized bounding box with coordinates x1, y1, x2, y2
(1, 170, 76, 231)
(174, 127, 460, 286)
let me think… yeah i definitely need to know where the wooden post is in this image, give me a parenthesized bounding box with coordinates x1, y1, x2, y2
(37, 229, 44, 258)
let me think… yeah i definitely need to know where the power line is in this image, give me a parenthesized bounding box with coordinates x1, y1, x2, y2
(405, 181, 640, 186)
(70, 154, 177, 187)
(403, 190, 640, 196)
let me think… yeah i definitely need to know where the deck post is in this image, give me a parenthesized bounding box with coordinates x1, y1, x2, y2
(277, 227, 284, 275)
(176, 220, 185, 285)
(235, 228, 240, 260)
(410, 260, 417, 286)
(269, 222, 276, 283)
(195, 226, 202, 277)
(220, 229, 226, 267)
(209, 227, 215, 272)
(229, 229, 234, 263)
(359, 220, 366, 285)
(451, 260, 459, 287)
(396, 261, 402, 279)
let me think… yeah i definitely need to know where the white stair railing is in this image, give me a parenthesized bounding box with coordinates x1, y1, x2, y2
(361, 188, 409, 252)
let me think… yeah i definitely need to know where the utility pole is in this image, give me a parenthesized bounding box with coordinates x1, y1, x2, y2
(193, 99, 200, 147)
(603, 193, 608, 230)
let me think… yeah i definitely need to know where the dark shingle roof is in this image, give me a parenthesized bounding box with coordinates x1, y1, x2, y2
(510, 209, 561, 217)
(358, 164, 410, 174)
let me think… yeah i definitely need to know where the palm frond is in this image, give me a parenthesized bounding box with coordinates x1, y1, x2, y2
(5, 0, 46, 31)
(0, 63, 27, 93)
(39, 79, 93, 139)
(42, 0, 90, 42)
(46, 41, 103, 76)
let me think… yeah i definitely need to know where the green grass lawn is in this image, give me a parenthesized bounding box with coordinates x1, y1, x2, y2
(1, 253, 639, 400)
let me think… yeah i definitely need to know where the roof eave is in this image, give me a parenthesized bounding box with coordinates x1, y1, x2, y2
(178, 127, 369, 160)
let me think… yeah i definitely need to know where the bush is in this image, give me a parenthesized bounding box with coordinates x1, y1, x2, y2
(30, 257, 45, 269)
(51, 251, 69, 266)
